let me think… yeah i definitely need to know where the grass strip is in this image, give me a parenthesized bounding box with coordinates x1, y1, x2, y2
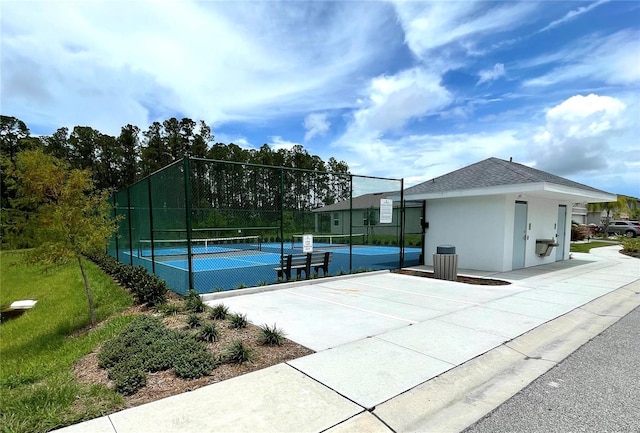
(1, 250, 134, 433)
(570, 241, 619, 253)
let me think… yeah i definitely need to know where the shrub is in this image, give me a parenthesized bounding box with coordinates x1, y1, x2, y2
(155, 303, 182, 316)
(228, 312, 248, 329)
(197, 322, 219, 342)
(143, 337, 178, 372)
(258, 323, 286, 346)
(173, 342, 218, 379)
(208, 304, 228, 320)
(133, 272, 168, 307)
(620, 236, 640, 253)
(571, 224, 590, 241)
(89, 254, 167, 306)
(98, 316, 166, 369)
(108, 362, 147, 396)
(221, 340, 253, 364)
(186, 313, 202, 329)
(184, 289, 206, 313)
(98, 314, 219, 395)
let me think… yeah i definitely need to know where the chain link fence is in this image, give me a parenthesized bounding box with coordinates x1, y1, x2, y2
(109, 157, 421, 294)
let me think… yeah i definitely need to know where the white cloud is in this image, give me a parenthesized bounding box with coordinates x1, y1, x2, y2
(538, 0, 611, 33)
(214, 133, 254, 149)
(303, 113, 330, 142)
(523, 30, 640, 88)
(531, 94, 631, 176)
(330, 67, 452, 171)
(333, 127, 525, 183)
(268, 136, 300, 152)
(348, 68, 451, 136)
(543, 94, 626, 139)
(0, 0, 394, 134)
(391, 1, 539, 61)
(477, 63, 505, 85)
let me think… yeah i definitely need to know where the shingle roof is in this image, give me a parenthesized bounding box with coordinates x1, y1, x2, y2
(313, 192, 394, 212)
(403, 157, 609, 196)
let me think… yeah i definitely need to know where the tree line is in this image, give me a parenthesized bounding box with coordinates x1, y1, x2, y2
(0, 114, 351, 210)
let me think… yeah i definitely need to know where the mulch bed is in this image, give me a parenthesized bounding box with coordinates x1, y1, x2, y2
(73, 304, 314, 410)
(394, 269, 510, 286)
(620, 250, 640, 259)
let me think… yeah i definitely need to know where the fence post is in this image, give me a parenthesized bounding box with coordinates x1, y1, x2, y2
(349, 175, 353, 272)
(399, 178, 405, 268)
(279, 167, 285, 265)
(147, 177, 156, 274)
(183, 157, 194, 291)
(113, 195, 119, 259)
(126, 187, 133, 265)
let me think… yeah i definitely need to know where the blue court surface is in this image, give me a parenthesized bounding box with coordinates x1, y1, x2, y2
(126, 243, 422, 294)
(164, 253, 281, 271)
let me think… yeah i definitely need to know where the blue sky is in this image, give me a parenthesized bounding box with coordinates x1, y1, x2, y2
(1, 0, 639, 197)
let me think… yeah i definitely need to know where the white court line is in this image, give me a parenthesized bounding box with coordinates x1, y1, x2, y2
(191, 253, 281, 271)
(287, 290, 419, 324)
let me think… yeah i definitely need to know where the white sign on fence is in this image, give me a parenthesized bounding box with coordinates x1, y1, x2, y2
(380, 199, 393, 224)
(302, 234, 314, 252)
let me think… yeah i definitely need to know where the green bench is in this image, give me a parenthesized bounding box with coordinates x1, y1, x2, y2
(274, 251, 332, 281)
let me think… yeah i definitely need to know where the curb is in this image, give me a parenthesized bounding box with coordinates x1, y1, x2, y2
(372, 280, 640, 433)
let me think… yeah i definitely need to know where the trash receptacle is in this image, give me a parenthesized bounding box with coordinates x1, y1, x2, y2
(433, 245, 458, 281)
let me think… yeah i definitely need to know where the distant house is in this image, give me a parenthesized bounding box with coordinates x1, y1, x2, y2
(571, 203, 588, 225)
(312, 191, 422, 240)
(402, 157, 616, 272)
(583, 196, 640, 224)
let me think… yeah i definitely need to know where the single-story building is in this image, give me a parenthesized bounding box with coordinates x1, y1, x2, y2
(311, 191, 422, 241)
(402, 157, 616, 272)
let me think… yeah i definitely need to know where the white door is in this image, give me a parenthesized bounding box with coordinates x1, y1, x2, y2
(512, 201, 528, 269)
(556, 205, 567, 261)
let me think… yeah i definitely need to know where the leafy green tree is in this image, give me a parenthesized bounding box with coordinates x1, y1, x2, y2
(94, 133, 120, 190)
(68, 126, 101, 172)
(629, 199, 640, 220)
(141, 121, 172, 176)
(0, 115, 31, 163)
(326, 157, 350, 205)
(1, 116, 42, 244)
(588, 195, 635, 236)
(191, 120, 212, 158)
(8, 149, 117, 325)
(43, 127, 71, 161)
(163, 117, 183, 158)
(117, 124, 141, 187)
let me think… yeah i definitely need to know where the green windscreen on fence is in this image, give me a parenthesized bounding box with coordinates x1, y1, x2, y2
(109, 157, 421, 295)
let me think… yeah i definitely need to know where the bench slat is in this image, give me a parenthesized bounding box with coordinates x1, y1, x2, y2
(274, 252, 332, 281)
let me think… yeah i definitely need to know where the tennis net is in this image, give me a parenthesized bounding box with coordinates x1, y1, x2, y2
(291, 233, 365, 249)
(138, 235, 262, 257)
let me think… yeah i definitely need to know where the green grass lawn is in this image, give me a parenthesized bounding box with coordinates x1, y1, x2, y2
(0, 250, 134, 433)
(570, 241, 619, 253)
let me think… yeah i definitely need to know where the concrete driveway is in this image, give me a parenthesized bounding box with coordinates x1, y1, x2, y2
(202, 247, 639, 410)
(57, 246, 639, 433)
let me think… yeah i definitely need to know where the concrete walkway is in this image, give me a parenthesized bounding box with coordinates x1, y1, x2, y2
(56, 246, 639, 433)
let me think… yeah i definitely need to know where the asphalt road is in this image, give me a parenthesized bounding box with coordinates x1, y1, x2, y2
(464, 306, 640, 433)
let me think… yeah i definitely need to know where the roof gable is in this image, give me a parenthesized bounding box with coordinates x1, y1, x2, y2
(314, 192, 393, 212)
(404, 157, 611, 198)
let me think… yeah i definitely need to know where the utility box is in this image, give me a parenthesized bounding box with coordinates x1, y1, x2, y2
(433, 245, 458, 281)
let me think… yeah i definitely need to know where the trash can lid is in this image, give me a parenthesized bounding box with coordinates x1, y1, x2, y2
(436, 245, 456, 254)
